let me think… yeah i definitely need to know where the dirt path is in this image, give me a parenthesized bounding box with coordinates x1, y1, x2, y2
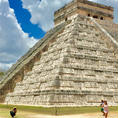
(0, 111, 117, 118)
(29, 112, 117, 118)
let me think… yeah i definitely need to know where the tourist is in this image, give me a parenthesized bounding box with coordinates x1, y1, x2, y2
(10, 107, 17, 118)
(100, 100, 104, 116)
(103, 101, 108, 118)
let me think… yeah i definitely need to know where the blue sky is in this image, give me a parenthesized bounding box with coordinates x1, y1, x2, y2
(0, 0, 118, 70)
(9, 0, 45, 39)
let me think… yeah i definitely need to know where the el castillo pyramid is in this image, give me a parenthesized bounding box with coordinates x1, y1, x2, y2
(0, 0, 118, 107)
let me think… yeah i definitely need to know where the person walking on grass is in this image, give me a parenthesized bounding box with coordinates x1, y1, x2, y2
(10, 107, 17, 118)
(100, 100, 104, 116)
(103, 101, 108, 118)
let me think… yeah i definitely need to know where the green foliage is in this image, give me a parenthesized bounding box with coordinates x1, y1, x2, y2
(0, 72, 4, 77)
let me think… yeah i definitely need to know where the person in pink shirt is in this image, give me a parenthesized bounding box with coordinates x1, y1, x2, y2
(103, 101, 108, 118)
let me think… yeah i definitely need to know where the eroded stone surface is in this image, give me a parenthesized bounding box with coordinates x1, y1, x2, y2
(1, 15, 117, 107)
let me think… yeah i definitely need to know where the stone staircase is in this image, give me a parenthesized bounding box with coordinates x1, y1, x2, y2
(95, 19, 118, 42)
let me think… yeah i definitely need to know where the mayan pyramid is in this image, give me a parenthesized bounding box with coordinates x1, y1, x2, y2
(0, 0, 118, 107)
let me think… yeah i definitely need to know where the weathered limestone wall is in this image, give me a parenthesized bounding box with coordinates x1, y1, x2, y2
(4, 16, 118, 106)
(0, 22, 67, 103)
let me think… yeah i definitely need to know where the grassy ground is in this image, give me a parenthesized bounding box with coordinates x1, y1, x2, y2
(0, 104, 117, 118)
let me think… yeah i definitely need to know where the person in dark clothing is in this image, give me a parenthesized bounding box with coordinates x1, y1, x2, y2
(100, 100, 104, 116)
(10, 108, 17, 118)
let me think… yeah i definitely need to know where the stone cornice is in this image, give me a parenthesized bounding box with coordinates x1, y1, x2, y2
(77, 6, 113, 18)
(7, 90, 118, 96)
(76, 0, 113, 11)
(55, 0, 113, 15)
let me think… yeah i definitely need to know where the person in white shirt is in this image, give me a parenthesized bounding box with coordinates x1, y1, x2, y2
(103, 101, 108, 118)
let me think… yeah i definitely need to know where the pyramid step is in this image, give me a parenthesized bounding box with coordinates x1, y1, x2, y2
(59, 65, 118, 73)
(6, 90, 118, 96)
(65, 53, 118, 63)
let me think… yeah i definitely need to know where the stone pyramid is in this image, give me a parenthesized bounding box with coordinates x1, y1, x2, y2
(0, 0, 118, 107)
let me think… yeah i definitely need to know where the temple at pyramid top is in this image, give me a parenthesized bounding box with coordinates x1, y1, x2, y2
(54, 0, 113, 26)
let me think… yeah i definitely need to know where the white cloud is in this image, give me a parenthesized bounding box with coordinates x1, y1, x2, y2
(0, 63, 13, 71)
(1, 0, 117, 70)
(0, 0, 8, 3)
(22, 0, 118, 32)
(22, 0, 73, 31)
(0, 52, 17, 63)
(0, 0, 37, 70)
(27, 37, 38, 48)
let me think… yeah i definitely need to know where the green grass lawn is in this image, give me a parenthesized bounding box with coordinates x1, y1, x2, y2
(0, 104, 117, 118)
